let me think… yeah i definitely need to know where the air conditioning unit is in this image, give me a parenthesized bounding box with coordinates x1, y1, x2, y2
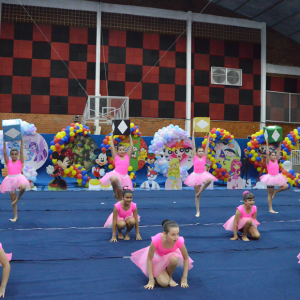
(211, 67, 242, 86)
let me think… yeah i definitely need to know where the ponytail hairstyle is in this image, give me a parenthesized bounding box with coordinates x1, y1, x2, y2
(122, 186, 133, 197)
(243, 190, 254, 201)
(162, 219, 179, 233)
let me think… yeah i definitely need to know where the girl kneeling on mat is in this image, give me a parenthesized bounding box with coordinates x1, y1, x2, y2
(0, 243, 12, 298)
(223, 191, 260, 242)
(104, 188, 142, 242)
(131, 220, 193, 289)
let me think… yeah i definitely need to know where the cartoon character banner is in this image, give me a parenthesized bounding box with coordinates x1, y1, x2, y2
(23, 133, 48, 170)
(119, 136, 148, 171)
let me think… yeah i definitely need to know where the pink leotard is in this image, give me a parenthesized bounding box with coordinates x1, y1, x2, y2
(237, 205, 257, 218)
(114, 201, 137, 219)
(193, 155, 206, 173)
(114, 154, 130, 175)
(7, 160, 23, 175)
(151, 233, 184, 257)
(267, 159, 279, 176)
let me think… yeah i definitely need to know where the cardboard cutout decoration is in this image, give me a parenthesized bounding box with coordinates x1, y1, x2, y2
(165, 158, 182, 190)
(140, 167, 160, 190)
(227, 159, 243, 189)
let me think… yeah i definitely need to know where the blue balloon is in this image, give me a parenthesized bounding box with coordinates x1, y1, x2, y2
(249, 154, 253, 158)
(287, 183, 291, 188)
(247, 146, 251, 150)
(59, 140, 64, 145)
(288, 170, 295, 175)
(83, 176, 88, 181)
(216, 131, 220, 135)
(50, 141, 55, 146)
(105, 144, 110, 149)
(256, 156, 261, 161)
(78, 166, 82, 170)
(165, 134, 169, 140)
(287, 134, 291, 138)
(82, 170, 87, 176)
(49, 149, 53, 155)
(101, 143, 105, 148)
(82, 181, 86, 186)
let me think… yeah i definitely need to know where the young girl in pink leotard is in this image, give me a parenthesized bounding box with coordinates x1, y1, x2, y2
(0, 137, 30, 222)
(223, 191, 260, 242)
(184, 129, 217, 217)
(0, 243, 12, 298)
(260, 139, 288, 213)
(105, 188, 142, 242)
(100, 132, 133, 201)
(131, 220, 193, 289)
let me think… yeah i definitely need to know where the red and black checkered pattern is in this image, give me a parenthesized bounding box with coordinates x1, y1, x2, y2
(192, 38, 261, 122)
(266, 75, 300, 122)
(0, 21, 96, 114)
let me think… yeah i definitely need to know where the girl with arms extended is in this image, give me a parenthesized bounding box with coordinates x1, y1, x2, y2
(131, 220, 193, 289)
(184, 128, 217, 217)
(0, 137, 30, 222)
(223, 191, 260, 242)
(100, 132, 134, 201)
(260, 139, 288, 213)
(104, 188, 142, 242)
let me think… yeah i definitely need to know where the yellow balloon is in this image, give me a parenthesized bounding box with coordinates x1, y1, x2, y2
(70, 127, 74, 131)
(108, 165, 113, 169)
(250, 150, 255, 154)
(247, 142, 252, 147)
(70, 132, 75, 137)
(216, 128, 220, 131)
(211, 142, 215, 147)
(72, 170, 77, 176)
(212, 164, 217, 169)
(60, 144, 64, 149)
(50, 145, 56, 151)
(128, 166, 133, 171)
(77, 179, 82, 183)
(254, 153, 258, 157)
(64, 169, 69, 174)
(84, 131, 87, 135)
(130, 172, 135, 177)
(52, 159, 57, 164)
(212, 171, 217, 175)
(207, 154, 211, 159)
(257, 167, 261, 172)
(130, 123, 134, 128)
(69, 166, 73, 171)
(212, 134, 217, 138)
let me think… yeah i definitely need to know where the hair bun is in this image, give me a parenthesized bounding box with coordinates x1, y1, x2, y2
(162, 219, 169, 226)
(243, 191, 250, 196)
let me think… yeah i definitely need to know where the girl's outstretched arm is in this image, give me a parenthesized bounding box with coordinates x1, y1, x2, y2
(0, 248, 10, 298)
(191, 126, 196, 159)
(265, 138, 270, 165)
(133, 208, 142, 240)
(231, 209, 241, 240)
(276, 142, 282, 161)
(127, 134, 134, 158)
(20, 137, 24, 164)
(110, 131, 116, 159)
(2, 140, 8, 165)
(179, 244, 190, 288)
(204, 133, 211, 157)
(110, 207, 119, 242)
(144, 243, 156, 290)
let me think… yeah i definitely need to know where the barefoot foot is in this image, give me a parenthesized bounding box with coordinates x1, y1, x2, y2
(118, 232, 124, 239)
(124, 232, 130, 240)
(269, 210, 278, 213)
(169, 278, 178, 287)
(195, 212, 200, 217)
(9, 218, 18, 222)
(242, 236, 249, 241)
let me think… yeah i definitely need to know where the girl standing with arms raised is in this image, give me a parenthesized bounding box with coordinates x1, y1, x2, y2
(184, 129, 217, 217)
(100, 132, 133, 201)
(131, 220, 193, 289)
(0, 137, 30, 222)
(260, 139, 288, 213)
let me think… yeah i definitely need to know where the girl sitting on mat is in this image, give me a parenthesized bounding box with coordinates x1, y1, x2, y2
(260, 139, 288, 213)
(131, 219, 193, 289)
(0, 243, 12, 298)
(105, 187, 142, 242)
(184, 128, 217, 217)
(223, 191, 260, 242)
(100, 132, 133, 201)
(0, 137, 30, 222)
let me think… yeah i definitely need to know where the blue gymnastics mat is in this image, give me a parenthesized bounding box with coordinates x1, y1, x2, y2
(0, 189, 300, 299)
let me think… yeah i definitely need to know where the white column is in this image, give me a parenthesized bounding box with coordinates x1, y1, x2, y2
(185, 11, 192, 136)
(260, 22, 267, 130)
(94, 2, 101, 134)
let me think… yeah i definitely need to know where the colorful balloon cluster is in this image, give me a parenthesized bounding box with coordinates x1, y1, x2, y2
(101, 123, 139, 187)
(150, 125, 188, 155)
(245, 129, 265, 172)
(23, 164, 38, 183)
(21, 120, 37, 136)
(49, 123, 91, 187)
(202, 128, 233, 181)
(280, 127, 300, 166)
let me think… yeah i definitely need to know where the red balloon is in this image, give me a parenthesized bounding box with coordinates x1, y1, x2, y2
(215, 168, 220, 173)
(55, 143, 60, 148)
(54, 138, 58, 143)
(102, 147, 106, 152)
(224, 173, 229, 178)
(67, 172, 72, 177)
(50, 155, 52, 160)
(77, 174, 82, 179)
(218, 172, 222, 177)
(70, 137, 75, 142)
(103, 140, 108, 145)
(114, 140, 117, 145)
(71, 123, 75, 127)
(220, 176, 224, 181)
(87, 177, 91, 181)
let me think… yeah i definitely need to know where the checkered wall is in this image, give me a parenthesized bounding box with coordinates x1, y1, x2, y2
(0, 22, 262, 121)
(266, 76, 300, 122)
(0, 21, 96, 114)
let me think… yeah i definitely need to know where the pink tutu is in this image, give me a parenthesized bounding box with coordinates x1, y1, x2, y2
(104, 212, 140, 228)
(260, 173, 288, 187)
(223, 216, 260, 231)
(0, 243, 12, 265)
(297, 253, 300, 263)
(131, 246, 194, 278)
(100, 170, 133, 191)
(0, 174, 31, 193)
(184, 171, 218, 187)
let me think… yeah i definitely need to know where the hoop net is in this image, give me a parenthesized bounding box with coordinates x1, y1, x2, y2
(81, 96, 129, 124)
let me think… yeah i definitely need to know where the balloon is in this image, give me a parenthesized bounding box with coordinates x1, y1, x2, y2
(282, 161, 292, 171)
